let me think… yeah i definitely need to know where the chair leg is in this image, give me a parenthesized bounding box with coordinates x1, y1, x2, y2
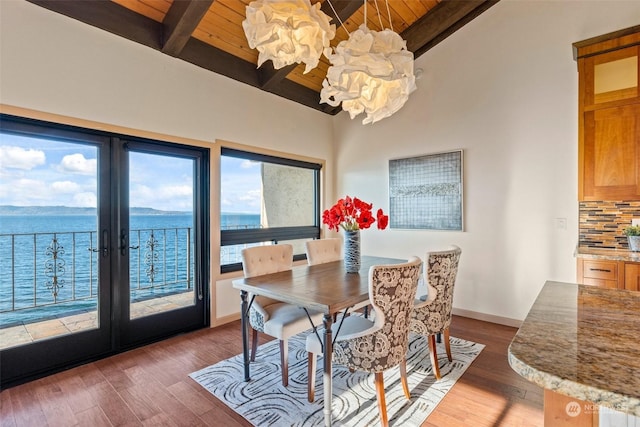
(280, 339, 288, 387)
(444, 328, 452, 362)
(374, 372, 389, 427)
(400, 359, 411, 400)
(428, 334, 441, 380)
(250, 328, 259, 362)
(307, 352, 316, 402)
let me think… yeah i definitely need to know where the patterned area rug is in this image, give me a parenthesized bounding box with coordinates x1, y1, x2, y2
(190, 332, 483, 426)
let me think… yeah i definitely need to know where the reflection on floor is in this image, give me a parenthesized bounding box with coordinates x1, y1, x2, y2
(0, 291, 194, 350)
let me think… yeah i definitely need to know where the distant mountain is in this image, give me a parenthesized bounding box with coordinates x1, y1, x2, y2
(0, 205, 190, 216)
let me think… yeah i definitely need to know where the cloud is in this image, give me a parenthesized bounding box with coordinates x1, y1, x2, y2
(51, 180, 80, 193)
(240, 159, 259, 169)
(0, 146, 46, 170)
(0, 178, 49, 204)
(130, 184, 193, 211)
(71, 192, 97, 207)
(57, 153, 97, 175)
(158, 185, 193, 198)
(237, 189, 261, 207)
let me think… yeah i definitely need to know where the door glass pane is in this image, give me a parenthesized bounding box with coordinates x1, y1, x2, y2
(594, 55, 638, 103)
(0, 134, 99, 349)
(128, 152, 195, 319)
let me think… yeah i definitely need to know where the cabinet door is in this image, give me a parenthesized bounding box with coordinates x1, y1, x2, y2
(583, 46, 640, 107)
(582, 103, 640, 200)
(577, 259, 621, 289)
(625, 263, 640, 291)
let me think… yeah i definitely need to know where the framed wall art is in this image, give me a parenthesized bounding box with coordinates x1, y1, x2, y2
(388, 150, 463, 230)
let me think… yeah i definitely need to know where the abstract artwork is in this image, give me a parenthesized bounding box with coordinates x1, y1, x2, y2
(389, 150, 463, 230)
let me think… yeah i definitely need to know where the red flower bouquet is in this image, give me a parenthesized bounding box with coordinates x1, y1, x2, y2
(322, 196, 389, 232)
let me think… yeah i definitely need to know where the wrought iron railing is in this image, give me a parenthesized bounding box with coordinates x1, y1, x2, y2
(0, 227, 193, 315)
(0, 222, 265, 318)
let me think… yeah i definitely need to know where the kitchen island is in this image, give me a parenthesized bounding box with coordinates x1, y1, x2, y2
(508, 281, 640, 426)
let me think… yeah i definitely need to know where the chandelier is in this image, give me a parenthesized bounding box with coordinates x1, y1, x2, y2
(320, 1, 416, 124)
(242, 0, 336, 74)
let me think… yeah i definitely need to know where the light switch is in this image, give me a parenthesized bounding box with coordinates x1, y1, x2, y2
(556, 218, 567, 230)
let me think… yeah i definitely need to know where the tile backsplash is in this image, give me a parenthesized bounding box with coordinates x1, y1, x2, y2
(579, 201, 640, 249)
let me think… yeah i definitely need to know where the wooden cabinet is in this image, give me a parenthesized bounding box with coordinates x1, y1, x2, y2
(582, 104, 640, 200)
(625, 262, 640, 291)
(575, 28, 640, 201)
(577, 258, 640, 291)
(577, 259, 622, 289)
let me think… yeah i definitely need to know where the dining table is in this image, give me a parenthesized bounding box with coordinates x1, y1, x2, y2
(232, 255, 405, 427)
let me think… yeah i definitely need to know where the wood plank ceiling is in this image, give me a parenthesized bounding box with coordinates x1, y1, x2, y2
(26, 0, 499, 114)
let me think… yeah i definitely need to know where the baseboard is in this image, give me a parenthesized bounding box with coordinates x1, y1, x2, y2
(452, 308, 522, 328)
(211, 307, 523, 329)
(211, 313, 240, 327)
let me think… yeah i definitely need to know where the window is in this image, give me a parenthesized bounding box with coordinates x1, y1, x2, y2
(220, 147, 321, 273)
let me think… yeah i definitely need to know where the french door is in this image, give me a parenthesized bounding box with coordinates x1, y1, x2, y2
(0, 116, 209, 387)
(116, 138, 208, 347)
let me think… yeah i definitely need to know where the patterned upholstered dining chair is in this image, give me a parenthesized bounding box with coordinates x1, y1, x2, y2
(410, 245, 462, 380)
(305, 238, 370, 316)
(241, 244, 323, 387)
(305, 257, 422, 427)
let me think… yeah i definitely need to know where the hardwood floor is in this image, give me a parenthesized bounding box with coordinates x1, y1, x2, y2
(0, 315, 543, 426)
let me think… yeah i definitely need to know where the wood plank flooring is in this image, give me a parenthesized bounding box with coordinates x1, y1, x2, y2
(0, 316, 543, 426)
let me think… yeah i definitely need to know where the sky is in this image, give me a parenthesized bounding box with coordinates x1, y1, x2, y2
(0, 133, 262, 213)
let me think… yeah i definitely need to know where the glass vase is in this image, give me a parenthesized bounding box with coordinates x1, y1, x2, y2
(343, 230, 361, 273)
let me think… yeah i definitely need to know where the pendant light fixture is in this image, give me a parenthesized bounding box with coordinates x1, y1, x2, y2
(242, 0, 336, 74)
(320, 0, 417, 124)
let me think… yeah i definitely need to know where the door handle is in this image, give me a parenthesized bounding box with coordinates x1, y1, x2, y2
(120, 229, 128, 256)
(90, 230, 109, 257)
(102, 230, 109, 257)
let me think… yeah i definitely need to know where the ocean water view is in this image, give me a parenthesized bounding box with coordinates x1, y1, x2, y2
(0, 211, 260, 327)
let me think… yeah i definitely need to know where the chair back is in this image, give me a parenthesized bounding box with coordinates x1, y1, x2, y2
(411, 246, 462, 335)
(305, 238, 342, 265)
(241, 244, 293, 278)
(241, 245, 293, 329)
(334, 257, 422, 373)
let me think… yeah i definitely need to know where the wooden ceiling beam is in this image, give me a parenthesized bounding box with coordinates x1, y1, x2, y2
(24, 0, 335, 114)
(402, 0, 500, 58)
(257, 0, 362, 91)
(177, 39, 336, 113)
(23, 0, 499, 116)
(162, 0, 214, 57)
(26, 0, 163, 50)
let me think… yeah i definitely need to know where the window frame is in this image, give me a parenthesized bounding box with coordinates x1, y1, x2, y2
(220, 147, 321, 273)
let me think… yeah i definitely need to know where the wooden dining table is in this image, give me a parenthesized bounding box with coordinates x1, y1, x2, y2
(232, 255, 405, 427)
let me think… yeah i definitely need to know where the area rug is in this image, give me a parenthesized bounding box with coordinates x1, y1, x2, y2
(190, 332, 484, 426)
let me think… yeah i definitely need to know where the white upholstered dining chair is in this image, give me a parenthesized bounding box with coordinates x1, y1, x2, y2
(305, 238, 371, 316)
(410, 245, 462, 380)
(305, 256, 422, 427)
(241, 244, 323, 387)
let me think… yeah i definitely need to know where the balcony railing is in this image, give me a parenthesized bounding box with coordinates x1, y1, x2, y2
(0, 227, 193, 317)
(0, 222, 265, 326)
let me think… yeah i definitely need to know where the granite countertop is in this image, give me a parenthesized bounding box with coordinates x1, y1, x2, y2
(575, 246, 640, 262)
(508, 281, 640, 416)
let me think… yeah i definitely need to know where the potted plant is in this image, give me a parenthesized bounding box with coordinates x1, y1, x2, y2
(623, 225, 640, 252)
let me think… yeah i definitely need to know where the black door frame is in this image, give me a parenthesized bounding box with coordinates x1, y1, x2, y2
(0, 114, 209, 388)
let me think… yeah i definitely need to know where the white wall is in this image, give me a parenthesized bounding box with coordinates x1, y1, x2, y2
(331, 0, 640, 322)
